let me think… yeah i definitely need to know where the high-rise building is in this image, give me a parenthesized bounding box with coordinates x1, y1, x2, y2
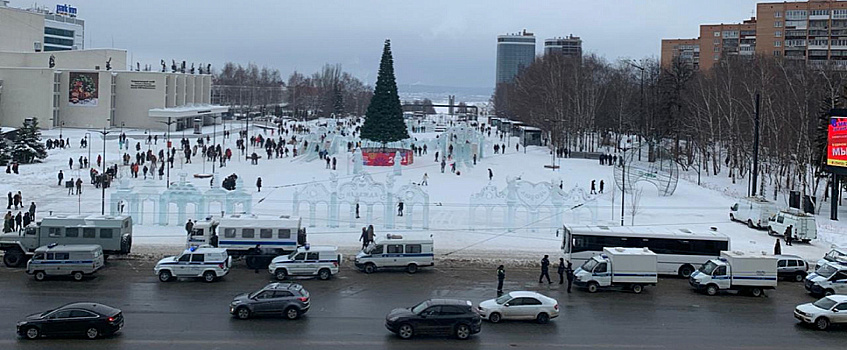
(496, 29, 536, 84)
(544, 35, 582, 56)
(660, 38, 700, 69)
(661, 0, 847, 71)
(0, 2, 84, 52)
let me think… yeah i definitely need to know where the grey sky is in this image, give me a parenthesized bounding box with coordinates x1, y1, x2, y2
(70, 0, 760, 88)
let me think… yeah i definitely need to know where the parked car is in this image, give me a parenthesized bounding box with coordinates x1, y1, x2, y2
(385, 299, 481, 340)
(230, 283, 310, 320)
(16, 302, 123, 340)
(477, 291, 559, 324)
(816, 248, 847, 270)
(794, 295, 847, 330)
(776, 254, 809, 282)
(154, 246, 231, 283)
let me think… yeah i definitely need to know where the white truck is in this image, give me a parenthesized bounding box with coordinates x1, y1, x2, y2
(730, 197, 779, 230)
(573, 247, 658, 294)
(689, 251, 777, 297)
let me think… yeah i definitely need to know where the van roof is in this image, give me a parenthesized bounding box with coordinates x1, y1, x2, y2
(35, 244, 103, 252)
(182, 247, 227, 254)
(374, 234, 433, 244)
(741, 197, 774, 204)
(297, 245, 338, 252)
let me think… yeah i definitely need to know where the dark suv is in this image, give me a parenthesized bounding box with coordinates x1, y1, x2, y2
(230, 283, 310, 320)
(385, 299, 481, 340)
(776, 255, 809, 282)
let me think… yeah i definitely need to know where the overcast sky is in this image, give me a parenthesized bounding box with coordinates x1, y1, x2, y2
(62, 0, 762, 88)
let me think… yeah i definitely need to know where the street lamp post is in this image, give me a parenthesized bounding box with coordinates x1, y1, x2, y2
(212, 116, 217, 173)
(157, 117, 175, 188)
(85, 133, 91, 169)
(620, 145, 629, 226)
(60, 121, 65, 140)
(96, 124, 111, 215)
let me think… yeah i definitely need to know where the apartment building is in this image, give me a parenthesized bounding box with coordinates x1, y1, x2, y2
(660, 38, 700, 69)
(698, 18, 758, 71)
(544, 35, 582, 57)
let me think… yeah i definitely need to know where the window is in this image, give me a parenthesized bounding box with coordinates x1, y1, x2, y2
(439, 306, 464, 315)
(100, 228, 113, 239)
(774, 21, 783, 28)
(714, 266, 727, 275)
(178, 254, 191, 262)
(83, 228, 95, 238)
(273, 290, 294, 298)
(406, 244, 422, 254)
(774, 11, 782, 18)
(65, 228, 78, 237)
(260, 229, 273, 239)
(778, 260, 788, 267)
(713, 46, 720, 52)
(44, 27, 74, 37)
(595, 263, 607, 273)
(241, 229, 254, 238)
(777, 215, 784, 223)
(787, 260, 799, 267)
(46, 253, 54, 260)
(774, 41, 782, 47)
(422, 306, 441, 316)
(714, 38, 720, 45)
(294, 253, 306, 261)
(55, 252, 69, 260)
(775, 30, 782, 37)
(370, 245, 383, 254)
(278, 229, 291, 239)
(387, 244, 403, 254)
(43, 36, 73, 46)
(69, 310, 96, 318)
(224, 228, 236, 238)
(835, 303, 847, 311)
(49, 310, 73, 319)
(254, 291, 272, 299)
(714, 31, 720, 37)
(831, 271, 847, 281)
(306, 252, 319, 260)
(33, 253, 45, 260)
(714, 54, 720, 61)
(48, 227, 62, 238)
(811, 9, 830, 16)
(522, 298, 542, 305)
(191, 254, 204, 262)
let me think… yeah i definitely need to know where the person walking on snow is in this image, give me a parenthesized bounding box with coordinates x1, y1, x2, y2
(421, 173, 428, 186)
(774, 238, 782, 255)
(185, 219, 194, 235)
(599, 180, 605, 194)
(488, 168, 493, 181)
(497, 265, 505, 295)
(397, 202, 404, 217)
(590, 180, 597, 194)
(359, 227, 369, 249)
(557, 258, 566, 284)
(539, 255, 552, 284)
(256, 177, 262, 192)
(58, 170, 64, 186)
(566, 261, 574, 293)
(784, 225, 793, 246)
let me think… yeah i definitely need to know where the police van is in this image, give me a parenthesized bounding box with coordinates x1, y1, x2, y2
(268, 245, 341, 280)
(26, 244, 104, 281)
(354, 234, 434, 274)
(154, 246, 231, 283)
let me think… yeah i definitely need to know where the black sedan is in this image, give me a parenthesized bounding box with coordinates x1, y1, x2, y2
(17, 302, 123, 340)
(385, 299, 481, 340)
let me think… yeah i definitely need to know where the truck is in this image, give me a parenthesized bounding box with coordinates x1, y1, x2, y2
(730, 197, 779, 230)
(767, 209, 817, 243)
(0, 215, 132, 267)
(187, 214, 306, 269)
(573, 247, 658, 294)
(689, 251, 777, 297)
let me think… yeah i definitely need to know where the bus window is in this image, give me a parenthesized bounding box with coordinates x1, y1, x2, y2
(83, 228, 96, 238)
(278, 229, 291, 239)
(224, 228, 236, 238)
(260, 229, 273, 239)
(48, 227, 62, 238)
(387, 245, 403, 254)
(406, 244, 422, 254)
(242, 229, 255, 238)
(100, 228, 113, 239)
(65, 228, 78, 237)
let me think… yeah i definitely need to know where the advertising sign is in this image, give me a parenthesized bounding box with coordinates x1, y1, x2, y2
(827, 117, 847, 167)
(68, 72, 98, 107)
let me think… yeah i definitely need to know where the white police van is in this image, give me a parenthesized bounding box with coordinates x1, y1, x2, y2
(154, 246, 231, 283)
(805, 259, 847, 297)
(26, 244, 104, 281)
(268, 245, 341, 280)
(354, 234, 434, 274)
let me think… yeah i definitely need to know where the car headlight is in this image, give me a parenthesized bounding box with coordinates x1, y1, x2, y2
(16, 321, 26, 327)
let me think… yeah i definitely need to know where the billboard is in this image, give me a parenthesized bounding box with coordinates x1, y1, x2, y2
(827, 117, 847, 167)
(69, 72, 99, 107)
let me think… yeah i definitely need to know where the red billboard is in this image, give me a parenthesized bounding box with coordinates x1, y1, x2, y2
(828, 117, 847, 167)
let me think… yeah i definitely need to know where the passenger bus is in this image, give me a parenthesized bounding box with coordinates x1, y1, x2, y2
(188, 214, 305, 258)
(562, 225, 730, 278)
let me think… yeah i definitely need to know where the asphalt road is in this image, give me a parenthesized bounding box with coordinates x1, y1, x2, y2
(1, 258, 846, 350)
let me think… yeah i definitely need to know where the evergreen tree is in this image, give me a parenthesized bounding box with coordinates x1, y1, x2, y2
(360, 39, 409, 146)
(0, 129, 10, 166)
(333, 85, 345, 116)
(12, 118, 48, 164)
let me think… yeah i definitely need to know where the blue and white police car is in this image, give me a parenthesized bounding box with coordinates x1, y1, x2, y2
(154, 246, 231, 283)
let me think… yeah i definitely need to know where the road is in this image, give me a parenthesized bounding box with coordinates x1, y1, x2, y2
(0, 258, 845, 350)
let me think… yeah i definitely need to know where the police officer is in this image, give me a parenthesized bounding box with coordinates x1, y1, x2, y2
(497, 265, 505, 295)
(539, 255, 551, 284)
(566, 261, 575, 293)
(557, 257, 566, 284)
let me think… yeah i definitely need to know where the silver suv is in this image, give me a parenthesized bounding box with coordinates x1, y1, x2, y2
(777, 255, 808, 282)
(230, 283, 310, 320)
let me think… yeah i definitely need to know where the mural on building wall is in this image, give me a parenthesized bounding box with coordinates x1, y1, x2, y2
(68, 72, 99, 107)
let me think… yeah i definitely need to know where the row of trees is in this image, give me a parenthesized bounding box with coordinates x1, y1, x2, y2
(495, 53, 845, 200)
(213, 63, 285, 115)
(286, 64, 373, 119)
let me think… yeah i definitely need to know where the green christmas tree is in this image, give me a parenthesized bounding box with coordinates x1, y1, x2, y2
(360, 39, 409, 147)
(0, 130, 10, 166)
(12, 117, 48, 164)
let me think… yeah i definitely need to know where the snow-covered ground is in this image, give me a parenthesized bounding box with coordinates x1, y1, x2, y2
(2, 117, 846, 263)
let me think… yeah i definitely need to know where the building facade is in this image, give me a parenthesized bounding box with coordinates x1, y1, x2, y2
(496, 30, 536, 84)
(544, 35, 582, 56)
(660, 38, 700, 69)
(0, 2, 84, 52)
(662, 0, 847, 71)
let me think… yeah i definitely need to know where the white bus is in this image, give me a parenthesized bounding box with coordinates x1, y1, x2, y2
(562, 225, 730, 278)
(188, 214, 305, 258)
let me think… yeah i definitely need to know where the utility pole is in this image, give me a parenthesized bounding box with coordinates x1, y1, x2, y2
(751, 93, 760, 197)
(158, 117, 175, 188)
(97, 125, 111, 215)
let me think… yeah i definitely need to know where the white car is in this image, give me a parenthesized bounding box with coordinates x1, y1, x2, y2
(794, 295, 847, 330)
(154, 246, 231, 283)
(477, 291, 558, 324)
